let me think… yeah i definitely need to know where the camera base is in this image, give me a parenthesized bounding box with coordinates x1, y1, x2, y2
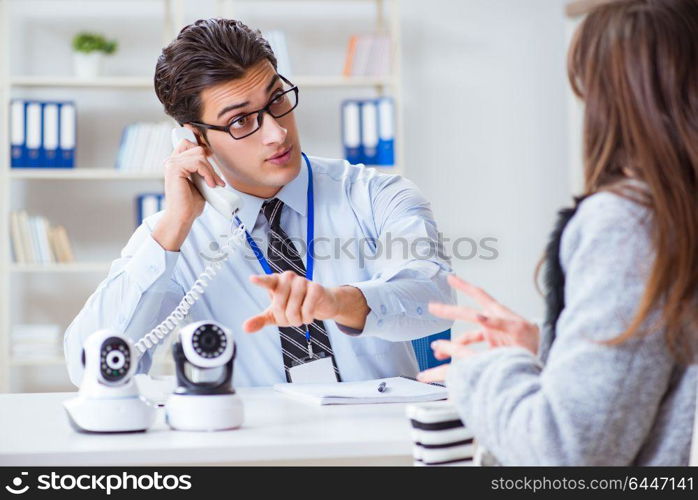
(63, 395, 156, 433)
(165, 393, 244, 431)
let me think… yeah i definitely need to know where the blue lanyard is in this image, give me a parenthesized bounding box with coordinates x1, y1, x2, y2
(234, 153, 316, 349)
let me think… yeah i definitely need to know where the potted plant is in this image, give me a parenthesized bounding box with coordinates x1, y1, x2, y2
(72, 32, 118, 78)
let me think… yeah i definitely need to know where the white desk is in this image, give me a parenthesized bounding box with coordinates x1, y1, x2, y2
(0, 388, 414, 466)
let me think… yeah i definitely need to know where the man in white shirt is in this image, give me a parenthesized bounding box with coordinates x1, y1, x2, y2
(64, 18, 454, 387)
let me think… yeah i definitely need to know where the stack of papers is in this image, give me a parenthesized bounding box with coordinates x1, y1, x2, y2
(273, 377, 447, 405)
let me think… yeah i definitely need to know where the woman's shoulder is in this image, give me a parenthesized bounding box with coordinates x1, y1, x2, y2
(579, 187, 651, 224)
(560, 186, 654, 272)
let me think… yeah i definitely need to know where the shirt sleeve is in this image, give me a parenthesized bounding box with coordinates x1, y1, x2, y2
(63, 213, 184, 387)
(337, 173, 456, 341)
(444, 194, 677, 465)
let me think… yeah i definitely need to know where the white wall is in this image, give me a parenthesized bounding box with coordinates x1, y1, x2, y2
(565, 15, 585, 195)
(6, 0, 574, 390)
(401, 0, 571, 328)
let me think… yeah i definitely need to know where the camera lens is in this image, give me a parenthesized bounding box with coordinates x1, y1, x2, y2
(106, 350, 126, 370)
(200, 331, 220, 351)
(100, 337, 131, 382)
(192, 324, 227, 358)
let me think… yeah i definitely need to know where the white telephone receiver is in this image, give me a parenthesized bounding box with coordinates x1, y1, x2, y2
(129, 129, 248, 356)
(170, 127, 242, 219)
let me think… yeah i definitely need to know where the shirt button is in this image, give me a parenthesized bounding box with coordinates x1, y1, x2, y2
(380, 304, 387, 315)
(377, 319, 384, 327)
(417, 306, 423, 316)
(148, 264, 158, 274)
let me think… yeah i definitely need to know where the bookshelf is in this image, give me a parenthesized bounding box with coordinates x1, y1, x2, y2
(11, 74, 397, 89)
(9, 262, 112, 273)
(9, 76, 156, 88)
(0, 0, 403, 392)
(10, 357, 67, 367)
(9, 169, 164, 180)
(0, 0, 10, 395)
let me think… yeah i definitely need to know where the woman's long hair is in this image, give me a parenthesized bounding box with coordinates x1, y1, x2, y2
(568, 0, 698, 361)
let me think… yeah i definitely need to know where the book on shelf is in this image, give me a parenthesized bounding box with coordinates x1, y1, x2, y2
(115, 121, 173, 173)
(10, 99, 76, 169)
(9, 210, 74, 265)
(343, 33, 391, 78)
(341, 96, 395, 166)
(51, 224, 75, 263)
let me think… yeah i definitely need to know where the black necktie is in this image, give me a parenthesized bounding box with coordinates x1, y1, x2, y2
(262, 198, 340, 382)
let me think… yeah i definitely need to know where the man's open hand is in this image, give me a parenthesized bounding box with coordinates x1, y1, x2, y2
(243, 271, 369, 333)
(243, 271, 340, 332)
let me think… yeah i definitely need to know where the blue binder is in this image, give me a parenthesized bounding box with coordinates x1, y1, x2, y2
(360, 100, 379, 165)
(341, 100, 363, 165)
(10, 99, 27, 168)
(57, 101, 76, 168)
(375, 97, 395, 166)
(42, 102, 60, 168)
(136, 193, 165, 227)
(25, 101, 43, 168)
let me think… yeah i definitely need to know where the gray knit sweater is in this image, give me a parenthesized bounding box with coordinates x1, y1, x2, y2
(447, 191, 697, 465)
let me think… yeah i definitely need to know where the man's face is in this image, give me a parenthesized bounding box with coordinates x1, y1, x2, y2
(191, 60, 302, 197)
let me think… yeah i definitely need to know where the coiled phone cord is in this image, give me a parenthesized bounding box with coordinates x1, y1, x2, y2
(134, 223, 247, 356)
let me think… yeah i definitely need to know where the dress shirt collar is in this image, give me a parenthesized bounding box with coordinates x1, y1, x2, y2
(227, 157, 308, 230)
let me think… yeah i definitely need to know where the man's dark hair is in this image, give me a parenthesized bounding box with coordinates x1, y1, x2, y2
(154, 18, 277, 125)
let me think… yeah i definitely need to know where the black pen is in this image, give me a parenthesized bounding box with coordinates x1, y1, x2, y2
(377, 381, 387, 393)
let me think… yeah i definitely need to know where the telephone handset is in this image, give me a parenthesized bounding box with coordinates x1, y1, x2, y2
(131, 128, 247, 356)
(170, 127, 243, 219)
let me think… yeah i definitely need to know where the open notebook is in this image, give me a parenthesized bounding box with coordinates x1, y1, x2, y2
(273, 376, 447, 405)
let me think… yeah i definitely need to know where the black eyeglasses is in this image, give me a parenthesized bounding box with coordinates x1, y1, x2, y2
(190, 74, 299, 140)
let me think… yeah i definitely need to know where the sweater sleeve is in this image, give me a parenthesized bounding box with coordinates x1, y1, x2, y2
(446, 193, 676, 465)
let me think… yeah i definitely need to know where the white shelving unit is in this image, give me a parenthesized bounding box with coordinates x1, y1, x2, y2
(0, 0, 403, 392)
(9, 169, 164, 180)
(9, 76, 157, 88)
(9, 262, 112, 273)
(0, 0, 11, 394)
(11, 74, 397, 89)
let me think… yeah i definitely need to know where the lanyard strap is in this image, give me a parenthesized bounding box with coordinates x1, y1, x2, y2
(305, 153, 315, 281)
(235, 153, 317, 354)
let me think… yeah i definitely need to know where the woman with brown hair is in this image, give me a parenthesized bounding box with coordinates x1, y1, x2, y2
(419, 0, 698, 465)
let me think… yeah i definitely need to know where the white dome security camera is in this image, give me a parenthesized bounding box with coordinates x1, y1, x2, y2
(88, 333, 134, 386)
(63, 330, 156, 433)
(180, 321, 235, 369)
(165, 321, 244, 431)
